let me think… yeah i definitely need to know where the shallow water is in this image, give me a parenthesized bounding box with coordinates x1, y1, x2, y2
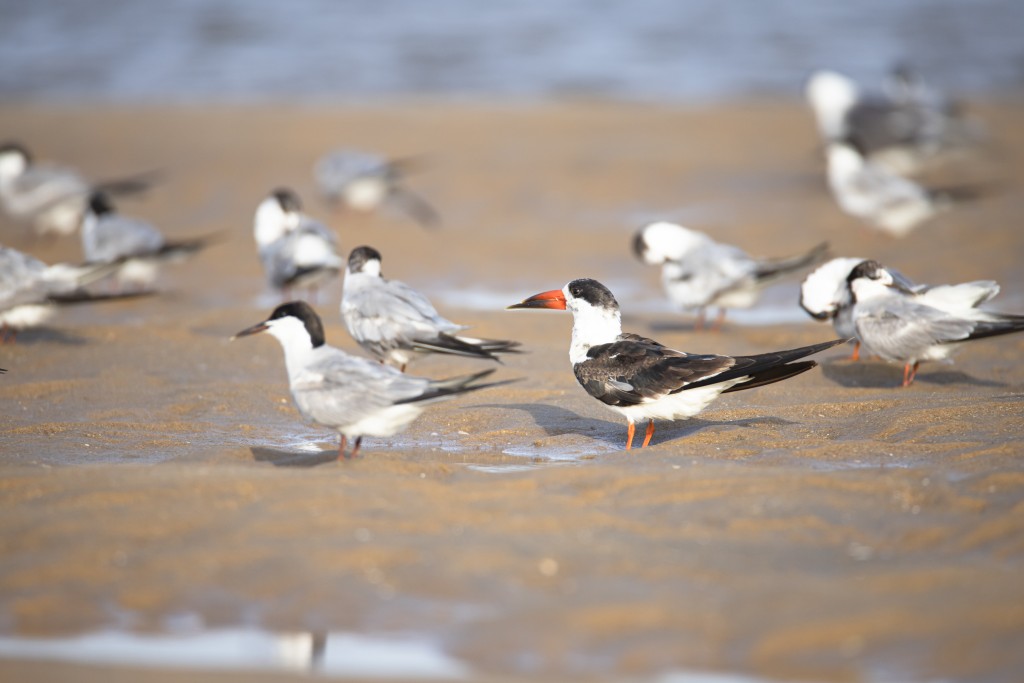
(2, 0, 1023, 103)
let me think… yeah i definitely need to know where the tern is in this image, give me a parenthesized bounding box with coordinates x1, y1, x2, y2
(847, 260, 1023, 386)
(233, 301, 510, 458)
(0, 142, 156, 237)
(253, 188, 343, 299)
(82, 192, 217, 290)
(800, 256, 921, 360)
(825, 141, 986, 237)
(314, 149, 439, 229)
(805, 69, 978, 175)
(0, 244, 131, 342)
(342, 246, 521, 371)
(633, 221, 827, 329)
(509, 278, 844, 450)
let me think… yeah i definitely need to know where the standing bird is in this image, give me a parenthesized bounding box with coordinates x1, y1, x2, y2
(314, 149, 439, 229)
(233, 301, 508, 458)
(847, 260, 1023, 386)
(633, 221, 827, 330)
(0, 244, 125, 342)
(801, 256, 920, 360)
(342, 246, 521, 371)
(82, 192, 216, 291)
(0, 142, 157, 237)
(824, 140, 986, 237)
(508, 278, 844, 450)
(253, 188, 343, 300)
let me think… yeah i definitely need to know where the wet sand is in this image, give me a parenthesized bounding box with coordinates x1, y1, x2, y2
(1, 100, 1024, 682)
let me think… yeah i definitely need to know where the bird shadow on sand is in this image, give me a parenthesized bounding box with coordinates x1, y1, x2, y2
(822, 361, 1006, 389)
(4, 327, 89, 346)
(484, 402, 794, 449)
(250, 446, 339, 468)
(650, 415, 796, 446)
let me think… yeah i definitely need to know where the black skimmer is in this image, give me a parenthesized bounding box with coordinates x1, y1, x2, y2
(509, 278, 845, 449)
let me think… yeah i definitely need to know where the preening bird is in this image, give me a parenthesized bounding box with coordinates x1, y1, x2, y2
(633, 221, 827, 329)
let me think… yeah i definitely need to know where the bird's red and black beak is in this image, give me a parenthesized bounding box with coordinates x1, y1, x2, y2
(231, 320, 269, 340)
(507, 289, 567, 311)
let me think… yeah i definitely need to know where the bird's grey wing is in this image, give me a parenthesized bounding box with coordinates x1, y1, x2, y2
(0, 248, 49, 308)
(6, 167, 86, 215)
(349, 279, 460, 344)
(855, 297, 976, 360)
(852, 165, 927, 212)
(89, 216, 164, 261)
(292, 349, 428, 422)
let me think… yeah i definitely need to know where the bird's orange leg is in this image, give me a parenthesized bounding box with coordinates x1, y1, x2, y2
(641, 419, 655, 448)
(349, 437, 363, 459)
(338, 435, 348, 460)
(902, 361, 920, 387)
(850, 341, 861, 361)
(711, 308, 727, 332)
(694, 308, 706, 332)
(625, 421, 635, 450)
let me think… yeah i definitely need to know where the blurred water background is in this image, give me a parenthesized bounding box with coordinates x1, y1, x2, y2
(2, 0, 1023, 103)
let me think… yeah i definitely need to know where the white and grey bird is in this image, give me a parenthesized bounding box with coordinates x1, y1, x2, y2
(0, 244, 124, 342)
(342, 246, 521, 371)
(633, 221, 827, 330)
(824, 140, 986, 237)
(509, 278, 844, 450)
(846, 260, 1024, 386)
(805, 69, 979, 175)
(253, 188, 343, 299)
(82, 192, 216, 290)
(800, 256, 921, 360)
(314, 149, 439, 229)
(233, 301, 508, 458)
(0, 142, 156, 237)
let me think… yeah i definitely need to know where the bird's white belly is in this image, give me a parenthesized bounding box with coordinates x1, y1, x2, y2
(610, 380, 744, 423)
(340, 404, 425, 439)
(344, 179, 387, 211)
(0, 304, 55, 330)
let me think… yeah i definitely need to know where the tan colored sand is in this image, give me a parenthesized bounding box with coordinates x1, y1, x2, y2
(1, 101, 1023, 682)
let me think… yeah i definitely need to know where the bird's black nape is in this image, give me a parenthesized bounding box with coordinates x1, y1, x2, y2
(88, 191, 116, 216)
(567, 278, 619, 310)
(270, 301, 326, 347)
(348, 245, 382, 274)
(271, 187, 302, 212)
(846, 259, 884, 285)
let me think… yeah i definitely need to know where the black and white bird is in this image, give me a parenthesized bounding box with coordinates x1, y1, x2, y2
(82, 192, 216, 290)
(805, 69, 979, 175)
(633, 221, 827, 329)
(253, 188, 343, 300)
(233, 301, 508, 458)
(341, 246, 520, 371)
(0, 244, 125, 342)
(313, 149, 439, 229)
(508, 278, 844, 450)
(846, 260, 1023, 387)
(0, 142, 156, 237)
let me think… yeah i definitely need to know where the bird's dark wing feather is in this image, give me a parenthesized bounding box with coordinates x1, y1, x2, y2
(573, 334, 735, 407)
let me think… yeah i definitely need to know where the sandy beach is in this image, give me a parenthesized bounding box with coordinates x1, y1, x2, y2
(2, 100, 1024, 682)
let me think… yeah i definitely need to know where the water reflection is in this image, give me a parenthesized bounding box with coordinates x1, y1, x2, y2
(0, 629, 469, 678)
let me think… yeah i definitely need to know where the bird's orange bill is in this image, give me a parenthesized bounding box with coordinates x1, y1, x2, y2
(231, 321, 269, 340)
(507, 289, 567, 310)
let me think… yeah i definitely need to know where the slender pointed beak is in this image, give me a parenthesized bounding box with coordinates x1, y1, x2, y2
(507, 289, 567, 311)
(231, 321, 269, 340)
